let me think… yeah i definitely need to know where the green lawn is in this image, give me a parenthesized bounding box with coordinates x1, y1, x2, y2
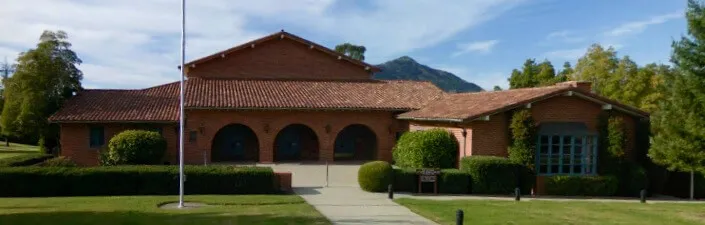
(396, 198, 705, 225)
(0, 195, 329, 225)
(0, 142, 39, 159)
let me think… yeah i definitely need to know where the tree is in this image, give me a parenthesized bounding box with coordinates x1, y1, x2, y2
(0, 58, 14, 147)
(572, 44, 619, 93)
(556, 62, 573, 82)
(508, 59, 561, 89)
(536, 60, 557, 86)
(649, 0, 705, 200)
(493, 85, 503, 91)
(0, 30, 83, 153)
(508, 59, 540, 89)
(334, 43, 366, 61)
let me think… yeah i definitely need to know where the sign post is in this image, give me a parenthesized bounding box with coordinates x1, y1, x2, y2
(416, 169, 441, 194)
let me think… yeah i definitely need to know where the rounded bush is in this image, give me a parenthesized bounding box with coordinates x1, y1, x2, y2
(358, 161, 393, 192)
(392, 129, 458, 169)
(107, 130, 166, 165)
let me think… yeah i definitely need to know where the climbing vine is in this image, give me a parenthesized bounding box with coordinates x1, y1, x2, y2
(508, 109, 537, 169)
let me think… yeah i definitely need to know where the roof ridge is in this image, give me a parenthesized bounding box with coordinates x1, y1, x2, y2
(450, 85, 569, 96)
(184, 30, 380, 72)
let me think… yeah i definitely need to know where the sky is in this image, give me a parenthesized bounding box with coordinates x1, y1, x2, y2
(0, 0, 688, 90)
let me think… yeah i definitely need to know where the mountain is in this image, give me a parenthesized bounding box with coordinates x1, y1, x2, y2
(373, 56, 483, 92)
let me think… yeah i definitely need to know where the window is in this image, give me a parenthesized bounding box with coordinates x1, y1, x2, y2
(189, 131, 198, 143)
(536, 123, 597, 175)
(89, 126, 105, 148)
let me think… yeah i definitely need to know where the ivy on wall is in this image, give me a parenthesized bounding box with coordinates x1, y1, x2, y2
(508, 109, 537, 169)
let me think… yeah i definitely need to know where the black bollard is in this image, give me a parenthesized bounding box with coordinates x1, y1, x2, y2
(515, 187, 521, 201)
(388, 184, 394, 199)
(640, 189, 647, 203)
(456, 209, 464, 225)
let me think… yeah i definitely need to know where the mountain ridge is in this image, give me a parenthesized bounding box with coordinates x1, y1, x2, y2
(373, 56, 483, 93)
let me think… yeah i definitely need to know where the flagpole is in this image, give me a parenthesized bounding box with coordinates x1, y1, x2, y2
(178, 0, 186, 208)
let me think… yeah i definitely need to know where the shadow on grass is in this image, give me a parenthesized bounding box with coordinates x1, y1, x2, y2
(0, 150, 38, 154)
(0, 211, 329, 225)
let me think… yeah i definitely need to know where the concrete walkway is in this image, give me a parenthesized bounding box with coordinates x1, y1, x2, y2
(259, 163, 436, 225)
(295, 187, 437, 225)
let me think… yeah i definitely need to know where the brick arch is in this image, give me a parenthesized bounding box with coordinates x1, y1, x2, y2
(210, 123, 259, 162)
(333, 124, 378, 161)
(273, 123, 320, 161)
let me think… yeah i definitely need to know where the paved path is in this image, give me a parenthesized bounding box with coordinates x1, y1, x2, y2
(295, 187, 437, 225)
(260, 163, 437, 225)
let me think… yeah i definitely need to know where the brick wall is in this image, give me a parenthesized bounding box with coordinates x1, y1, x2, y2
(184, 109, 404, 164)
(59, 123, 178, 166)
(187, 38, 372, 80)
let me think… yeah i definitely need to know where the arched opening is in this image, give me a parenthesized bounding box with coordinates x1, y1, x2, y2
(274, 124, 319, 161)
(211, 124, 259, 162)
(334, 124, 377, 161)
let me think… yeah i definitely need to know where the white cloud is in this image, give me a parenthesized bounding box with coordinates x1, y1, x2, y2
(545, 30, 585, 43)
(605, 12, 682, 37)
(543, 48, 586, 61)
(451, 40, 499, 57)
(0, 0, 525, 89)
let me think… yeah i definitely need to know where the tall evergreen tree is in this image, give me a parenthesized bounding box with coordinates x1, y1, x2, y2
(0, 30, 82, 153)
(555, 61, 572, 83)
(508, 59, 541, 89)
(649, 0, 704, 200)
(536, 60, 557, 86)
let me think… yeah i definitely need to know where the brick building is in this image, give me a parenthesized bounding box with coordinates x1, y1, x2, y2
(49, 30, 649, 188)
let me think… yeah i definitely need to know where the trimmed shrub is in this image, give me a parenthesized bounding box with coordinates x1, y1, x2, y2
(545, 175, 618, 196)
(0, 165, 275, 197)
(439, 169, 471, 194)
(393, 168, 417, 193)
(107, 130, 166, 165)
(460, 156, 532, 194)
(358, 161, 393, 192)
(0, 154, 54, 167)
(393, 129, 458, 169)
(34, 156, 77, 167)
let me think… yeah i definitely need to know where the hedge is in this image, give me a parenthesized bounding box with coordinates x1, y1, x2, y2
(392, 129, 458, 169)
(0, 166, 276, 197)
(0, 154, 54, 167)
(616, 161, 648, 197)
(358, 161, 393, 192)
(106, 130, 166, 165)
(34, 156, 77, 167)
(460, 156, 533, 194)
(545, 175, 618, 196)
(393, 168, 417, 193)
(438, 169, 471, 194)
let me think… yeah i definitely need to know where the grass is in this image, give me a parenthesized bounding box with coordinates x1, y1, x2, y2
(0, 142, 39, 159)
(396, 198, 705, 225)
(0, 195, 330, 225)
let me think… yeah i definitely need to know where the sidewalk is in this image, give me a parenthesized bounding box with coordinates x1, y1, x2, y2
(295, 187, 437, 225)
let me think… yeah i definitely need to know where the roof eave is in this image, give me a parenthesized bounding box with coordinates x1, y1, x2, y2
(396, 116, 464, 123)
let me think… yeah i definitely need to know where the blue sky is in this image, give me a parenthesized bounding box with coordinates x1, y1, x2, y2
(0, 0, 688, 90)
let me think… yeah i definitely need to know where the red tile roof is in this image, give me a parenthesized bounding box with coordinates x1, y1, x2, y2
(49, 79, 445, 122)
(49, 83, 180, 122)
(397, 85, 649, 122)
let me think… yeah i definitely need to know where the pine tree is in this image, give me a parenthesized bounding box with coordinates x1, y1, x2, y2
(649, 0, 705, 200)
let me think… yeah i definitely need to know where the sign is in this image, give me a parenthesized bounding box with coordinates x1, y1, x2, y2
(416, 168, 441, 194)
(416, 169, 441, 176)
(420, 175, 437, 182)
